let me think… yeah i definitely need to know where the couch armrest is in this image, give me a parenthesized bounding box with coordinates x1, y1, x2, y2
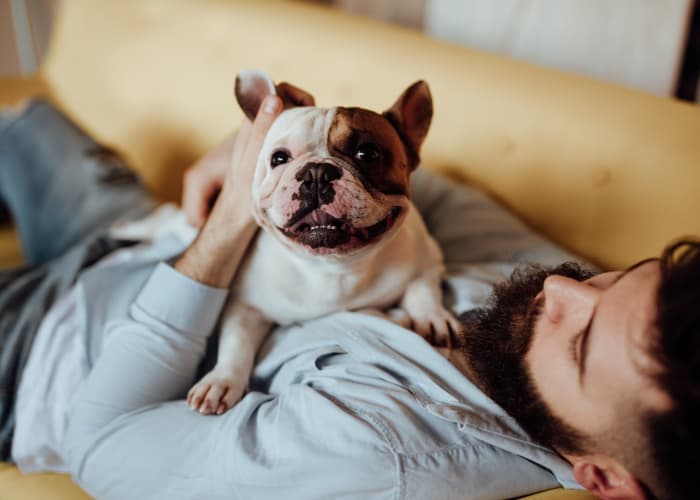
(0, 76, 50, 106)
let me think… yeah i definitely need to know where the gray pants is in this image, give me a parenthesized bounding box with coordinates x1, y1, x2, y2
(0, 100, 156, 459)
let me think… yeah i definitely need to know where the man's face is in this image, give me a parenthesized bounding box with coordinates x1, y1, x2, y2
(460, 259, 668, 456)
(528, 259, 669, 449)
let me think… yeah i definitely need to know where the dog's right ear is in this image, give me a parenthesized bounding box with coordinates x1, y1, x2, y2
(235, 70, 277, 121)
(235, 70, 315, 120)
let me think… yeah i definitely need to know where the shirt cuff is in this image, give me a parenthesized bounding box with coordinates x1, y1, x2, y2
(134, 262, 229, 334)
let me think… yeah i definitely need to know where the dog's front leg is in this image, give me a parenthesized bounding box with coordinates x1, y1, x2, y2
(399, 267, 461, 347)
(187, 301, 271, 415)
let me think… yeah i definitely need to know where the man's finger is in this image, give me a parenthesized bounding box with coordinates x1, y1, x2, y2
(182, 170, 205, 226)
(243, 96, 283, 157)
(182, 169, 222, 227)
(231, 123, 251, 168)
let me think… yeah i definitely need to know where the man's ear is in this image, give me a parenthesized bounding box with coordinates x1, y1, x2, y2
(382, 80, 433, 170)
(572, 457, 647, 500)
(235, 70, 315, 121)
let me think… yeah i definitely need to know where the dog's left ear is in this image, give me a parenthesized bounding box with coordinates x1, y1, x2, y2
(383, 81, 433, 170)
(276, 81, 315, 109)
(235, 70, 315, 120)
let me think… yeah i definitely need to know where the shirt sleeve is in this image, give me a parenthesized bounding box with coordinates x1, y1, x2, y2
(65, 263, 397, 500)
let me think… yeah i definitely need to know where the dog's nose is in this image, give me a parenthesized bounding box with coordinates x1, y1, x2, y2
(296, 162, 342, 186)
(295, 162, 342, 207)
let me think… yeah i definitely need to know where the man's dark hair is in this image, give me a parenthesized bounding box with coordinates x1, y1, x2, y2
(646, 239, 700, 499)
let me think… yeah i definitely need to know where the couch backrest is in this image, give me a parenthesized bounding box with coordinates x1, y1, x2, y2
(41, 0, 700, 269)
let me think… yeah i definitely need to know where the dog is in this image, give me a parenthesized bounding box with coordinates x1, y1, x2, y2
(180, 71, 460, 415)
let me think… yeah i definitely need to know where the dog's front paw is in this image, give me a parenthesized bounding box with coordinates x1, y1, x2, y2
(187, 369, 247, 416)
(399, 305, 461, 348)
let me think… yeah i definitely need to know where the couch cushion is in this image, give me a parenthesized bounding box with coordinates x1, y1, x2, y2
(0, 460, 595, 500)
(0, 462, 91, 500)
(0, 227, 21, 269)
(41, 0, 700, 270)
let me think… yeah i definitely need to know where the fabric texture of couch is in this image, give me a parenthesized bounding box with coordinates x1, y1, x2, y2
(2, 0, 699, 498)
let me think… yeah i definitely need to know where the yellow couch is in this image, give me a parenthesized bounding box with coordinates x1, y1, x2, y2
(1, 0, 699, 498)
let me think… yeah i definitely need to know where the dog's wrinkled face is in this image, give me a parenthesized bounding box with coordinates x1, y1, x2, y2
(253, 106, 411, 256)
(236, 71, 432, 259)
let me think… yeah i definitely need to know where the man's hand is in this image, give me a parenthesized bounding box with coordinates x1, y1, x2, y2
(176, 95, 283, 288)
(182, 81, 312, 227)
(181, 134, 234, 228)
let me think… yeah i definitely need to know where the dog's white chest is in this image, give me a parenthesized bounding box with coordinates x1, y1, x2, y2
(233, 204, 442, 325)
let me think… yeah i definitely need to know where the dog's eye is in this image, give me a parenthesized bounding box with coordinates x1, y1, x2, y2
(354, 144, 381, 163)
(271, 150, 291, 168)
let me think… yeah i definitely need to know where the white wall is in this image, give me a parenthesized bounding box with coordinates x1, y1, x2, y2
(0, 0, 59, 77)
(425, 0, 693, 96)
(1, 0, 694, 97)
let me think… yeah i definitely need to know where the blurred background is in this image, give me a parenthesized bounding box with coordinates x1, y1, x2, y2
(1, 0, 698, 102)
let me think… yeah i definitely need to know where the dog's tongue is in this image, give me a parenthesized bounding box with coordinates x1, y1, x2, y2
(291, 209, 339, 230)
(309, 210, 335, 225)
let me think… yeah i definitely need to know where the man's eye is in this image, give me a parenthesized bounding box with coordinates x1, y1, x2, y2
(271, 150, 291, 168)
(354, 144, 381, 163)
(568, 328, 584, 364)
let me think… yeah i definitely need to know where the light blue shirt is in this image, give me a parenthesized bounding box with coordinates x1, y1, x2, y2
(64, 170, 585, 499)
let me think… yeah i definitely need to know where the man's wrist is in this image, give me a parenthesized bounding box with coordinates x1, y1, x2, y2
(175, 213, 258, 288)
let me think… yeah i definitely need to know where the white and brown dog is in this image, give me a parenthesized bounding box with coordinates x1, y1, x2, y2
(179, 71, 460, 414)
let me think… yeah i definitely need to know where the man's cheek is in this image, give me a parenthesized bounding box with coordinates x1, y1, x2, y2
(526, 335, 570, 405)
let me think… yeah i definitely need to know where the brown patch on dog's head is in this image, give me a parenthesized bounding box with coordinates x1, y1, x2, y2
(328, 107, 412, 196)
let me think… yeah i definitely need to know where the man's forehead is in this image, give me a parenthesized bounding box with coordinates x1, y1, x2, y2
(612, 260, 660, 352)
(607, 260, 669, 407)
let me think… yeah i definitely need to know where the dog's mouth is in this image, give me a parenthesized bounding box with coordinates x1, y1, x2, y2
(280, 206, 402, 252)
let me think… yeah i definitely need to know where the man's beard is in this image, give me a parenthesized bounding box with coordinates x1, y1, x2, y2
(458, 262, 596, 455)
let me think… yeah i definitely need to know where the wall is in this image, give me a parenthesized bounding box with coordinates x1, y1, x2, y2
(0, 0, 59, 77)
(0, 0, 696, 99)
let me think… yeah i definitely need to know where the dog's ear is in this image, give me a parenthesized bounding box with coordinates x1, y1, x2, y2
(276, 82, 315, 109)
(383, 81, 433, 170)
(235, 70, 276, 120)
(235, 70, 315, 120)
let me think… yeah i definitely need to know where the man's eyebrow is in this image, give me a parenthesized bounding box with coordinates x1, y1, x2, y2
(578, 257, 659, 385)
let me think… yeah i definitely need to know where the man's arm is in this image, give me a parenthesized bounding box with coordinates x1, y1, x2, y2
(176, 96, 283, 287)
(66, 264, 398, 499)
(64, 96, 285, 491)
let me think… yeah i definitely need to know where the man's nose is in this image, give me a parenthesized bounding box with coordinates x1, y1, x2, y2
(542, 275, 599, 325)
(295, 162, 342, 205)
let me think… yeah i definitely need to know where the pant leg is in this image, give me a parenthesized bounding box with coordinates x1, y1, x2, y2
(0, 236, 138, 460)
(0, 99, 156, 265)
(0, 100, 157, 459)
